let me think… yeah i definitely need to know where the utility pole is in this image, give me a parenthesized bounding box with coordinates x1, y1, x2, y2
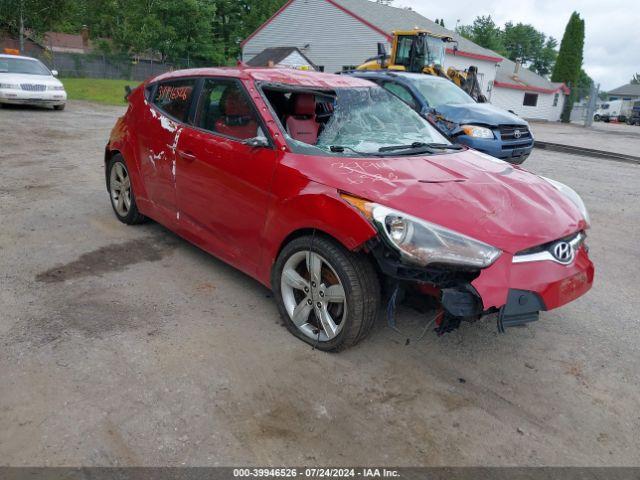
(19, 0, 25, 54)
(584, 82, 599, 127)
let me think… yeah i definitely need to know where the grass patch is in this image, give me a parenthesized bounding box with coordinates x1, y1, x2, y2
(60, 78, 140, 105)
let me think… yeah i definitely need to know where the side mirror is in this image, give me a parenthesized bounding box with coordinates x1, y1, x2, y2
(242, 136, 269, 148)
(124, 85, 132, 101)
(51, 69, 58, 77)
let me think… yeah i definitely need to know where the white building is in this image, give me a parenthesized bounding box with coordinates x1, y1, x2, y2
(245, 46, 317, 70)
(241, 0, 569, 121)
(492, 57, 569, 121)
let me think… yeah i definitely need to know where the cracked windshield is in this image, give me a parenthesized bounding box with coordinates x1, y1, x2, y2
(280, 87, 449, 156)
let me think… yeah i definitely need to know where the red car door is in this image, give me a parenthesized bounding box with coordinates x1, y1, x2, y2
(136, 78, 197, 224)
(174, 78, 279, 276)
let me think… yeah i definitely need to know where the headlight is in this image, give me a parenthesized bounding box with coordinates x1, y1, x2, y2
(0, 83, 19, 89)
(341, 194, 501, 268)
(461, 125, 494, 139)
(541, 176, 590, 226)
(47, 85, 65, 91)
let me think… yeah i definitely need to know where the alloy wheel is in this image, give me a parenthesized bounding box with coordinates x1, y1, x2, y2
(110, 161, 132, 217)
(280, 250, 347, 342)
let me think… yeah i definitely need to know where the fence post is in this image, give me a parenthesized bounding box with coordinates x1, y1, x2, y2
(584, 83, 599, 128)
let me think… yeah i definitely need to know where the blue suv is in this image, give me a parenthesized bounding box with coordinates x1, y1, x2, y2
(346, 71, 534, 164)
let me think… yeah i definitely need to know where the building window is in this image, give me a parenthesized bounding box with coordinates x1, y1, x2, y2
(523, 93, 538, 107)
(553, 93, 559, 107)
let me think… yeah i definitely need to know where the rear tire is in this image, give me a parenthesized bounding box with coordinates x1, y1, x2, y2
(53, 104, 65, 111)
(272, 235, 380, 351)
(107, 154, 147, 225)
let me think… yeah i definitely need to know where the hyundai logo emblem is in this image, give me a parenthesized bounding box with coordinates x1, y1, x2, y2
(513, 129, 522, 139)
(551, 241, 573, 263)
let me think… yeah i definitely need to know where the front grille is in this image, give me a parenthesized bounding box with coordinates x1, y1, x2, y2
(499, 124, 531, 141)
(20, 84, 46, 92)
(516, 232, 583, 256)
(501, 142, 533, 150)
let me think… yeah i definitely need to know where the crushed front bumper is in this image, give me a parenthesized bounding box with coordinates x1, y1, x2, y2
(373, 238, 594, 332)
(472, 245, 594, 313)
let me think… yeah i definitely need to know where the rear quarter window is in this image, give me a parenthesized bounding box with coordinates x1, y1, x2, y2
(151, 79, 196, 121)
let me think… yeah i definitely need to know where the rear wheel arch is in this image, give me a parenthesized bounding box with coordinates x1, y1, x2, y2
(104, 148, 121, 188)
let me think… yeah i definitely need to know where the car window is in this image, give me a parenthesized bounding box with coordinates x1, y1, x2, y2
(152, 79, 196, 122)
(195, 79, 262, 141)
(409, 76, 475, 108)
(382, 82, 417, 109)
(0, 57, 51, 75)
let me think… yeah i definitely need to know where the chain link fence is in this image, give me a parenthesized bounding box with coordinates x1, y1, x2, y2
(30, 50, 214, 81)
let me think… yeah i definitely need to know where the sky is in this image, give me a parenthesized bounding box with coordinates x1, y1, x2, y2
(395, 0, 640, 91)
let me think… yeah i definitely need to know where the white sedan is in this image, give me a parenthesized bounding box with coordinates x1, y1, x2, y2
(0, 54, 67, 110)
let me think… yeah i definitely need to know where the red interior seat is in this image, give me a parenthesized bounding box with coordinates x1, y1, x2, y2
(286, 94, 318, 144)
(215, 89, 257, 140)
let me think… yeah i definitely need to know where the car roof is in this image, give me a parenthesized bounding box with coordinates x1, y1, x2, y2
(151, 67, 375, 89)
(0, 54, 41, 61)
(348, 70, 451, 84)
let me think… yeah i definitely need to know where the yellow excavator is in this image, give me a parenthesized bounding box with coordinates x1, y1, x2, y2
(357, 30, 486, 102)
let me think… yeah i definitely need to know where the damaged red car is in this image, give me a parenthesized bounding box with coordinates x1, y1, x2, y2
(105, 67, 594, 351)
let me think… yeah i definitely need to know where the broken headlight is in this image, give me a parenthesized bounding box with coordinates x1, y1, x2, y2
(541, 176, 590, 227)
(341, 194, 501, 269)
(461, 125, 494, 139)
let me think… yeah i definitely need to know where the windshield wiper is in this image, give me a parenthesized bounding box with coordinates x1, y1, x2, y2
(329, 145, 384, 157)
(378, 142, 463, 153)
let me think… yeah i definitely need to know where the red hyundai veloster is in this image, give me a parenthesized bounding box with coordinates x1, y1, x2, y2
(105, 67, 594, 351)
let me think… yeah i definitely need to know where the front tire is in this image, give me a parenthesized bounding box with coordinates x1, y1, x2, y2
(53, 104, 65, 111)
(107, 154, 146, 225)
(272, 235, 380, 351)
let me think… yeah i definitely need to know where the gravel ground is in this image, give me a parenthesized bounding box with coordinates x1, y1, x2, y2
(1, 102, 639, 466)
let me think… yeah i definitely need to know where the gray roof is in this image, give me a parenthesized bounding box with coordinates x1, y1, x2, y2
(246, 46, 316, 68)
(607, 83, 640, 97)
(494, 56, 566, 92)
(332, 0, 502, 60)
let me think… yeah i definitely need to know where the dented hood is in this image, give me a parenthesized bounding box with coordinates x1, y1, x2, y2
(284, 149, 584, 253)
(434, 102, 527, 127)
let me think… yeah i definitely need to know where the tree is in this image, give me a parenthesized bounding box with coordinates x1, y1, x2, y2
(458, 16, 561, 76)
(0, 0, 74, 51)
(528, 36, 557, 76)
(31, 0, 288, 65)
(457, 16, 504, 54)
(575, 69, 593, 103)
(551, 11, 585, 122)
(439, 19, 445, 28)
(631, 73, 640, 85)
(503, 22, 545, 65)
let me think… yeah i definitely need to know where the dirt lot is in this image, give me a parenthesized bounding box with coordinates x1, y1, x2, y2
(1, 101, 639, 466)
